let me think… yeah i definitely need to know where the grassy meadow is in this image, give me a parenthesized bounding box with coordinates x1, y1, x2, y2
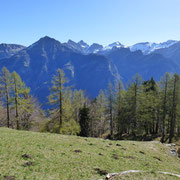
(0, 128, 180, 180)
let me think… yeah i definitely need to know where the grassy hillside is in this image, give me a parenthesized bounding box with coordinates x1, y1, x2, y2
(0, 128, 180, 180)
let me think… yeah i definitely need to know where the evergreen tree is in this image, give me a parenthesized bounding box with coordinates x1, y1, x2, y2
(140, 78, 160, 135)
(79, 104, 90, 137)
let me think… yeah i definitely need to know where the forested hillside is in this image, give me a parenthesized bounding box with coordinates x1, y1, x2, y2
(0, 67, 180, 143)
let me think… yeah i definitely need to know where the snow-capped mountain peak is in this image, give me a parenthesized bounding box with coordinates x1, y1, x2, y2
(103, 41, 124, 51)
(63, 39, 178, 55)
(108, 41, 124, 48)
(130, 40, 178, 54)
(78, 40, 89, 49)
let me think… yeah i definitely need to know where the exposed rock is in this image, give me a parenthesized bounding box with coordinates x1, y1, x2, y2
(106, 170, 141, 179)
(160, 171, 180, 178)
(170, 149, 176, 157)
(106, 170, 180, 179)
(165, 144, 172, 147)
(0, 44, 25, 59)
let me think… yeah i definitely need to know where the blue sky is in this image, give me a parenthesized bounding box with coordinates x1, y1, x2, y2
(0, 0, 180, 46)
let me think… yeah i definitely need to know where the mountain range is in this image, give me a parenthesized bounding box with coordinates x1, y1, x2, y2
(0, 36, 180, 106)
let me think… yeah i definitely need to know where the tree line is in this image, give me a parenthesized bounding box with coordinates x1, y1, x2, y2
(0, 67, 180, 143)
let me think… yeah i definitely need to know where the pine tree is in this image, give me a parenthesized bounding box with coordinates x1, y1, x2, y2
(79, 104, 90, 137)
(140, 78, 160, 135)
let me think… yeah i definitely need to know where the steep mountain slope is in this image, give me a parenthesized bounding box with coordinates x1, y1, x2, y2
(0, 36, 117, 105)
(63, 40, 89, 54)
(87, 43, 103, 54)
(0, 37, 180, 106)
(130, 40, 178, 55)
(153, 41, 180, 66)
(0, 44, 25, 59)
(107, 48, 179, 83)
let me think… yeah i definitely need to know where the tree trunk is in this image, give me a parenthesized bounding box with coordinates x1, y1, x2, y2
(169, 75, 178, 143)
(14, 78, 19, 130)
(59, 72, 63, 129)
(5, 78, 10, 128)
(161, 77, 168, 143)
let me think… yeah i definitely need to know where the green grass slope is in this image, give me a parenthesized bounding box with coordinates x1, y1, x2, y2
(0, 128, 180, 180)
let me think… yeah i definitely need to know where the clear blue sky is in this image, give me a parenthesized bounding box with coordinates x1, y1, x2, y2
(1, 0, 180, 46)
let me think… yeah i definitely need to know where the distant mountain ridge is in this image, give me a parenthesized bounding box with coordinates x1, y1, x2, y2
(1, 39, 178, 57)
(0, 44, 25, 59)
(0, 36, 180, 107)
(130, 40, 178, 55)
(0, 36, 117, 106)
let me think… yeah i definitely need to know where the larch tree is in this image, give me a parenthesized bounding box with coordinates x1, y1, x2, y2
(72, 89, 86, 123)
(169, 74, 180, 143)
(114, 79, 124, 138)
(0, 67, 12, 128)
(126, 74, 143, 136)
(11, 71, 33, 130)
(106, 82, 115, 138)
(160, 73, 171, 143)
(96, 90, 106, 136)
(48, 69, 69, 132)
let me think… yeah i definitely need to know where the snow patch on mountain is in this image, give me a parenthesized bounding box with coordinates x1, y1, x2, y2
(103, 42, 124, 51)
(63, 39, 179, 55)
(130, 40, 178, 54)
